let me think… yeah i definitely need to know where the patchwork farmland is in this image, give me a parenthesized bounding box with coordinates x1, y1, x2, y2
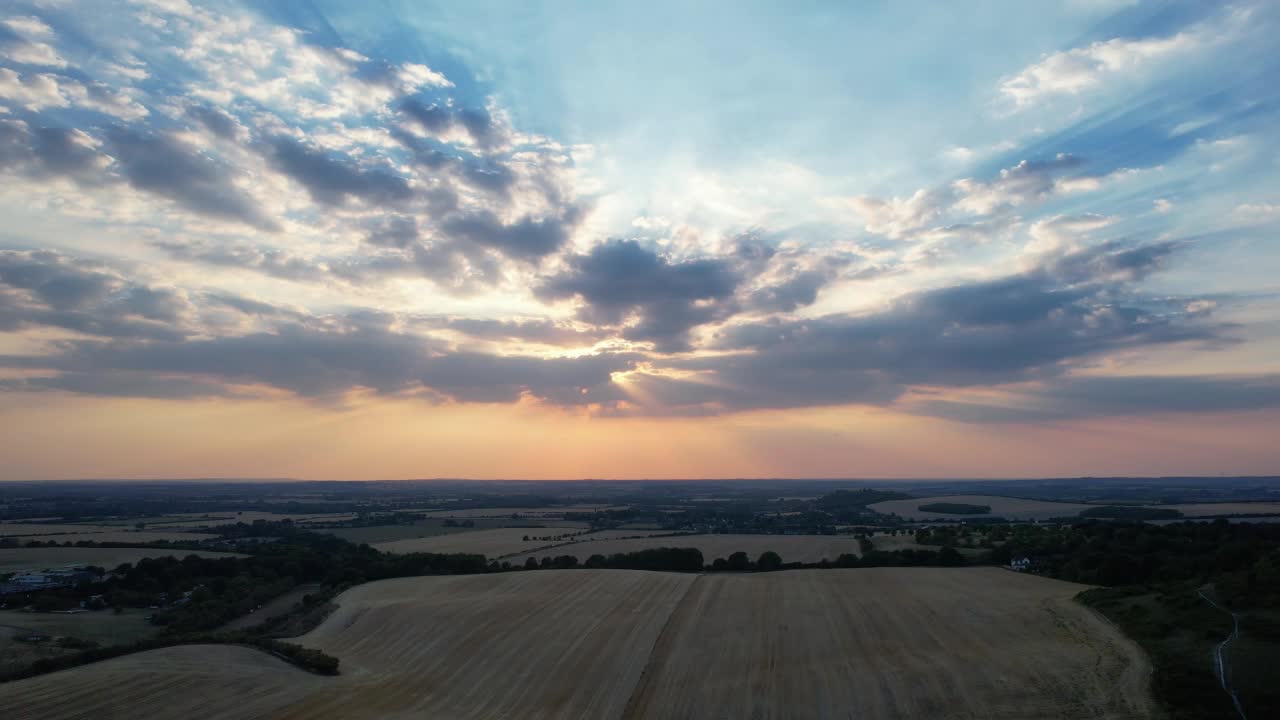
(509, 533, 866, 565)
(0, 568, 1155, 720)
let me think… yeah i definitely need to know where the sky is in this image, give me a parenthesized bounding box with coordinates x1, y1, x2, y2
(0, 0, 1278, 480)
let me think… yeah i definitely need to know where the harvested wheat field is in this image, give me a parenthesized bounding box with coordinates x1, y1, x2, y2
(0, 644, 327, 720)
(9, 530, 218, 544)
(1154, 501, 1280, 517)
(510, 533, 864, 565)
(870, 494, 1092, 520)
(417, 504, 623, 519)
(0, 569, 1155, 720)
(623, 568, 1153, 720)
(578, 529, 687, 541)
(0, 547, 244, 573)
(372, 527, 584, 558)
(0, 523, 120, 537)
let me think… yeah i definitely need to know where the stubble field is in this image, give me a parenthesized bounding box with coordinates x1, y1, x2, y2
(0, 567, 1155, 720)
(371, 527, 586, 558)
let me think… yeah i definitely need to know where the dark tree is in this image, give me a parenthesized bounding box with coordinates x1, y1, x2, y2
(756, 551, 783, 571)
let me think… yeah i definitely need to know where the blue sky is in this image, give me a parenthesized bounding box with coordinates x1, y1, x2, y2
(0, 0, 1277, 478)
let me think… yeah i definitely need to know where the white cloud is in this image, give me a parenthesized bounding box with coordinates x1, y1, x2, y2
(398, 63, 452, 91)
(848, 189, 946, 240)
(3, 16, 54, 38)
(0, 69, 70, 111)
(1236, 203, 1279, 217)
(1153, 198, 1173, 213)
(1, 14, 67, 68)
(1000, 32, 1198, 107)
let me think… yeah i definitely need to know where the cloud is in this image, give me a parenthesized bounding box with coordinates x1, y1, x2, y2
(538, 239, 741, 352)
(400, 99, 504, 149)
(442, 207, 583, 261)
(0, 120, 110, 180)
(433, 317, 602, 346)
(0, 250, 193, 341)
(1000, 31, 1199, 107)
(263, 135, 413, 207)
(848, 189, 946, 240)
(106, 128, 277, 230)
(951, 154, 1086, 215)
(612, 240, 1222, 414)
(912, 374, 1280, 423)
(152, 240, 327, 283)
(0, 68, 70, 111)
(2, 315, 636, 405)
(0, 16, 67, 68)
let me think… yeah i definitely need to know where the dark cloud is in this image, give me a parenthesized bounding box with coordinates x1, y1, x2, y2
(106, 128, 278, 230)
(604, 240, 1229, 413)
(153, 241, 327, 283)
(364, 216, 420, 249)
(0, 121, 107, 181)
(2, 320, 635, 405)
(186, 105, 241, 140)
(623, 358, 903, 414)
(400, 99, 503, 149)
(748, 270, 830, 313)
(418, 351, 634, 405)
(912, 374, 1280, 423)
(0, 250, 192, 341)
(442, 207, 583, 261)
(263, 136, 413, 207)
(538, 239, 740, 352)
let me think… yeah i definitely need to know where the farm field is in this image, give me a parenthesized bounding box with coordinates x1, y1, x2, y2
(0, 608, 159, 674)
(580, 529, 685, 541)
(510, 533, 864, 565)
(1152, 502, 1280, 517)
(417, 505, 623, 519)
(0, 548, 244, 573)
(134, 512, 360, 528)
(11, 530, 218, 544)
(321, 518, 585, 545)
(870, 495, 1093, 521)
(372, 527, 586, 558)
(0, 644, 327, 719)
(0, 568, 1155, 719)
(0, 524, 120, 537)
(622, 568, 1153, 719)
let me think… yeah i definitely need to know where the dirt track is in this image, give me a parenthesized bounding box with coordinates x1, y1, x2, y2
(0, 568, 1157, 720)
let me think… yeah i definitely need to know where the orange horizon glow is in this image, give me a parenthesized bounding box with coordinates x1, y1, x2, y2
(3, 392, 1276, 481)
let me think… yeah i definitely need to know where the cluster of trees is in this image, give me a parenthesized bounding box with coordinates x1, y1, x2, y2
(521, 547, 706, 573)
(991, 520, 1280, 602)
(517, 545, 970, 573)
(1076, 505, 1183, 520)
